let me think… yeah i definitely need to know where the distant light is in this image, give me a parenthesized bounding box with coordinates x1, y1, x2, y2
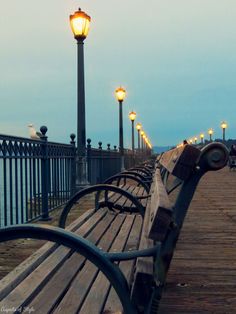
(70, 8, 91, 40)
(208, 128, 213, 135)
(136, 123, 142, 131)
(200, 133, 204, 139)
(221, 121, 228, 129)
(129, 111, 136, 121)
(115, 87, 126, 102)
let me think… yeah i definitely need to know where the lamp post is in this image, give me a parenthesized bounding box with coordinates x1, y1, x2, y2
(136, 123, 142, 151)
(194, 137, 198, 144)
(129, 111, 136, 154)
(208, 128, 213, 141)
(221, 121, 227, 141)
(115, 86, 126, 171)
(140, 130, 145, 153)
(200, 133, 204, 144)
(143, 134, 147, 155)
(70, 8, 91, 187)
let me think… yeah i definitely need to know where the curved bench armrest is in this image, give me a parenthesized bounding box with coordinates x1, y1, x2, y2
(0, 224, 137, 314)
(130, 167, 152, 177)
(104, 174, 149, 193)
(59, 184, 145, 229)
(121, 171, 151, 185)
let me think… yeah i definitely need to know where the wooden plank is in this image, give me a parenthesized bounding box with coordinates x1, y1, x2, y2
(28, 213, 124, 313)
(0, 208, 108, 310)
(114, 185, 135, 208)
(159, 167, 236, 313)
(53, 214, 127, 314)
(148, 169, 173, 241)
(103, 214, 143, 313)
(78, 215, 137, 313)
(159, 145, 201, 180)
(0, 207, 96, 300)
(131, 191, 155, 312)
(120, 185, 141, 208)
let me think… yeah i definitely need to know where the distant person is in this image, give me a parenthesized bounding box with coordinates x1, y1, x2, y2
(229, 144, 236, 156)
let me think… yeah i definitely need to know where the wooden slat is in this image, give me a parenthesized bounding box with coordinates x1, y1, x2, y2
(131, 189, 155, 312)
(148, 169, 173, 241)
(53, 214, 127, 314)
(78, 215, 136, 313)
(118, 185, 139, 208)
(103, 214, 143, 313)
(0, 207, 96, 300)
(159, 145, 201, 180)
(28, 213, 124, 313)
(0, 209, 108, 310)
(112, 185, 136, 208)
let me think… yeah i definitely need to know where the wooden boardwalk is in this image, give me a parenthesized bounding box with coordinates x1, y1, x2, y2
(159, 166, 236, 314)
(0, 167, 236, 313)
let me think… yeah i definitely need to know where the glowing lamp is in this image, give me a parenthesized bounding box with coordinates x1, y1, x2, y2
(70, 8, 91, 40)
(136, 123, 142, 131)
(115, 87, 126, 102)
(129, 111, 136, 121)
(221, 121, 227, 129)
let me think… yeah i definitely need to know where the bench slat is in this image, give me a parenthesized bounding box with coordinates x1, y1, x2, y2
(159, 145, 201, 180)
(148, 169, 173, 241)
(0, 208, 108, 310)
(78, 214, 137, 313)
(28, 213, 124, 313)
(131, 185, 155, 312)
(103, 214, 143, 313)
(0, 207, 96, 301)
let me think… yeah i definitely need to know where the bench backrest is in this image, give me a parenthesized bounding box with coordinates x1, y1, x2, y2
(153, 142, 228, 269)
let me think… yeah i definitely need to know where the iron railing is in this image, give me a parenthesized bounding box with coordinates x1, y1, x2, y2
(87, 141, 121, 184)
(0, 129, 151, 227)
(0, 127, 76, 227)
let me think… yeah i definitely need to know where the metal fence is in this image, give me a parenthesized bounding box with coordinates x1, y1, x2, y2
(0, 128, 76, 227)
(87, 141, 121, 184)
(0, 130, 150, 227)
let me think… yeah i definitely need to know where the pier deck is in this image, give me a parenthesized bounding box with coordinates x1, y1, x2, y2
(159, 166, 236, 313)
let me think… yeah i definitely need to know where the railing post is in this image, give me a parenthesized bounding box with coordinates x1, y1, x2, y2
(87, 138, 91, 184)
(98, 141, 103, 183)
(40, 126, 51, 221)
(70, 133, 76, 196)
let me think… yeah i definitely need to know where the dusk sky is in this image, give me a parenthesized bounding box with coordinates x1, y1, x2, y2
(0, 1, 236, 147)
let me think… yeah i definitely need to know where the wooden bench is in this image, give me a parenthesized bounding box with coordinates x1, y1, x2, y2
(0, 142, 228, 313)
(101, 165, 153, 211)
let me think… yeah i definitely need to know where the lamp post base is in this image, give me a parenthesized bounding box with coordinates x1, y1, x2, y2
(76, 155, 90, 191)
(121, 155, 125, 172)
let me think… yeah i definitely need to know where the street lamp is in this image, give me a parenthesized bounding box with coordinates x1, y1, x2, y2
(136, 123, 142, 151)
(70, 7, 91, 186)
(208, 128, 213, 141)
(129, 111, 136, 154)
(115, 86, 126, 171)
(200, 133, 204, 144)
(194, 137, 198, 144)
(221, 121, 227, 141)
